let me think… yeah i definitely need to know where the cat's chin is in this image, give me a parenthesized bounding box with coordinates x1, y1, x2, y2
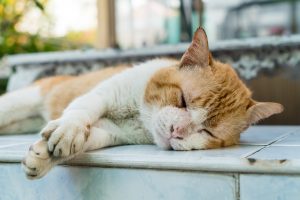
(156, 138, 189, 151)
(153, 135, 172, 150)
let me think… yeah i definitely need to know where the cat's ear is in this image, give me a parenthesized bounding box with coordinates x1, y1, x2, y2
(247, 101, 284, 124)
(180, 27, 210, 68)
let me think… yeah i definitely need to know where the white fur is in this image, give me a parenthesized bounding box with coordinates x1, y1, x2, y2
(0, 86, 43, 132)
(43, 58, 178, 156)
(145, 106, 209, 150)
(0, 117, 44, 134)
(190, 108, 208, 124)
(22, 59, 178, 178)
(26, 59, 174, 157)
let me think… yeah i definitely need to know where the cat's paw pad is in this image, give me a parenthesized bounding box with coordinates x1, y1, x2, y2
(41, 119, 90, 157)
(22, 140, 52, 179)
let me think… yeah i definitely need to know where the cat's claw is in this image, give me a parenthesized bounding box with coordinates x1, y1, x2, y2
(41, 118, 90, 157)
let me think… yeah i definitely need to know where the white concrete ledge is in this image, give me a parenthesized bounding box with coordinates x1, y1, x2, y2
(0, 126, 300, 175)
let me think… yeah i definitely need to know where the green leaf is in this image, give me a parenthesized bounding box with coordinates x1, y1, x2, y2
(33, 0, 45, 11)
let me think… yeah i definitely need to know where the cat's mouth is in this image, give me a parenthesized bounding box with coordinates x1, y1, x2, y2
(155, 127, 210, 151)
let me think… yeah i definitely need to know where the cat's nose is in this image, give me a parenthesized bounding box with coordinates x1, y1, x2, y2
(170, 125, 185, 140)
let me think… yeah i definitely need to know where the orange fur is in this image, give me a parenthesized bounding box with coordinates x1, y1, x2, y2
(144, 67, 183, 108)
(144, 61, 249, 148)
(34, 76, 74, 96)
(144, 28, 283, 149)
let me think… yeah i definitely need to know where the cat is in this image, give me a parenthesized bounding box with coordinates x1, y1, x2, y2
(0, 28, 283, 179)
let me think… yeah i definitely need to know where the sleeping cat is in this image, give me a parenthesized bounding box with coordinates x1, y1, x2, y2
(0, 28, 283, 179)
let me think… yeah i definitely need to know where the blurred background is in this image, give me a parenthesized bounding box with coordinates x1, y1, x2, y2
(0, 0, 300, 125)
(1, 0, 300, 54)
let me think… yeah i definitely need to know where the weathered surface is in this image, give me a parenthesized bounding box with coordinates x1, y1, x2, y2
(0, 126, 300, 200)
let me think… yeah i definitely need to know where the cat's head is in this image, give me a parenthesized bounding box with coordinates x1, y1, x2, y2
(144, 27, 284, 150)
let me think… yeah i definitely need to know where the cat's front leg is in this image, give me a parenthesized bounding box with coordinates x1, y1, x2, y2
(23, 115, 91, 179)
(22, 118, 124, 179)
(41, 91, 108, 157)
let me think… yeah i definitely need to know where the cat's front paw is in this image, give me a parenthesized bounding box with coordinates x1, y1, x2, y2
(41, 118, 90, 157)
(22, 140, 53, 179)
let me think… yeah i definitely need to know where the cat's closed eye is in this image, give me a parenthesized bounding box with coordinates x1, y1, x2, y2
(181, 94, 187, 108)
(198, 128, 217, 139)
(203, 129, 217, 139)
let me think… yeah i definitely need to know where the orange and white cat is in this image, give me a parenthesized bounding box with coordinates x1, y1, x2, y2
(0, 28, 283, 179)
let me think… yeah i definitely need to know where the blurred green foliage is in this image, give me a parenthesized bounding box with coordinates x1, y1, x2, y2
(0, 0, 83, 94)
(0, 78, 7, 94)
(0, 0, 78, 58)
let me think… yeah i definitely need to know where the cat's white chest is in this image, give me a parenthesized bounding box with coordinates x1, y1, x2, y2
(112, 116, 153, 144)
